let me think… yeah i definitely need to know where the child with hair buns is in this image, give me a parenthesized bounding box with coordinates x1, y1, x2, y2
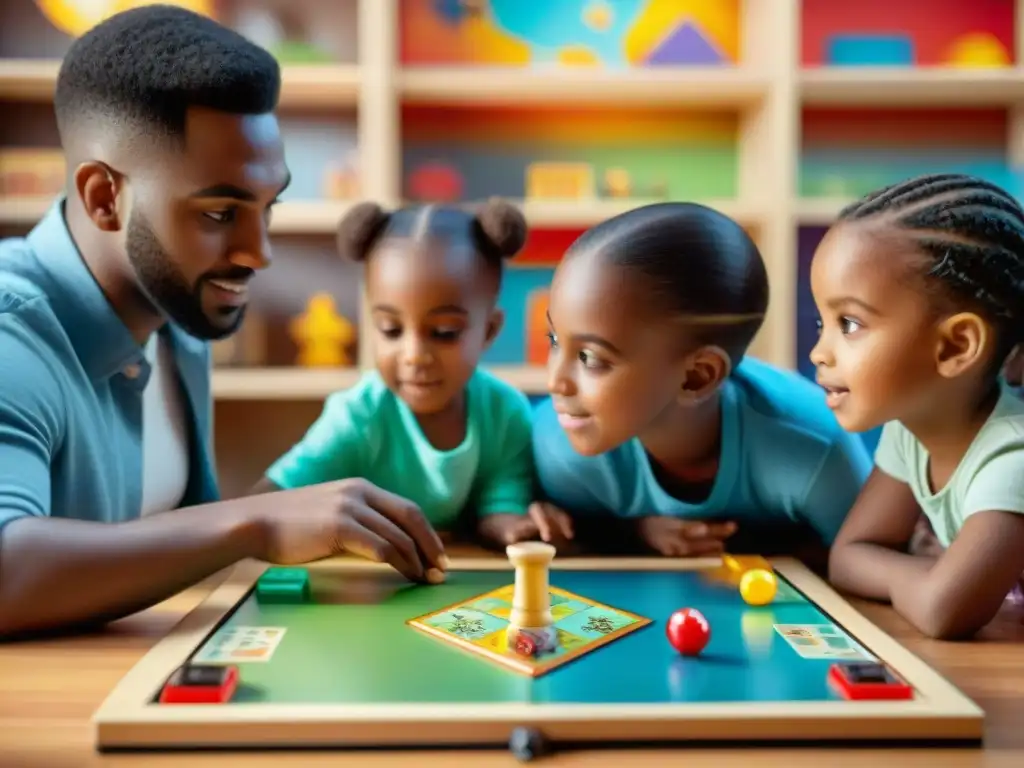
(255, 199, 572, 550)
(812, 173, 1024, 639)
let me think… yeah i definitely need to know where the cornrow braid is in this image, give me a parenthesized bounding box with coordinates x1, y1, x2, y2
(839, 173, 1024, 368)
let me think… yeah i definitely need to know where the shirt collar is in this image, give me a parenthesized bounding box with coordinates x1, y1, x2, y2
(27, 199, 152, 382)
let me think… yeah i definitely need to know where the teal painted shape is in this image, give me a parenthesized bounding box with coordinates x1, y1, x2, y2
(487, 0, 646, 67)
(826, 34, 914, 66)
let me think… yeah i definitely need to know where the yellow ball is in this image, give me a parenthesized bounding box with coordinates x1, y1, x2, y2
(739, 568, 777, 606)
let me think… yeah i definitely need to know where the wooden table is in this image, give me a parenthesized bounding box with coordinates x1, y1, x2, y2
(3, 566, 1024, 768)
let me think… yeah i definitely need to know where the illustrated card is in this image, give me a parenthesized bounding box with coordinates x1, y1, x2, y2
(407, 584, 651, 677)
(193, 625, 287, 664)
(773, 623, 876, 661)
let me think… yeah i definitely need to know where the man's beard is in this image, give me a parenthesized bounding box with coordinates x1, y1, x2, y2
(125, 211, 248, 341)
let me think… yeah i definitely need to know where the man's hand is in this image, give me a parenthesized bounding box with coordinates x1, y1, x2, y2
(477, 502, 575, 550)
(637, 516, 737, 557)
(244, 479, 448, 583)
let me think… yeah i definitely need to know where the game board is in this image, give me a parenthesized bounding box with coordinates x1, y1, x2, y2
(91, 556, 984, 754)
(408, 582, 651, 676)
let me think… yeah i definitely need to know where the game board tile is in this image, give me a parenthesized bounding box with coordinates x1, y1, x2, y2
(423, 608, 507, 641)
(556, 605, 639, 640)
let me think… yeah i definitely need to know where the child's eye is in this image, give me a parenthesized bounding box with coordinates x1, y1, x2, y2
(378, 326, 401, 339)
(841, 317, 863, 334)
(579, 350, 607, 370)
(546, 332, 558, 348)
(814, 317, 823, 334)
(433, 327, 462, 341)
(203, 208, 235, 224)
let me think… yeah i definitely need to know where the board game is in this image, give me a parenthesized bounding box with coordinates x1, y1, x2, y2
(91, 553, 984, 755)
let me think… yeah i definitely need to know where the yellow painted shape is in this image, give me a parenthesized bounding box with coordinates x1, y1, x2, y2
(623, 0, 740, 64)
(946, 32, 1011, 68)
(34, 0, 213, 37)
(558, 45, 601, 66)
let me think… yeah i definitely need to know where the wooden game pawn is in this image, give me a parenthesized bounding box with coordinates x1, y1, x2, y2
(506, 542, 556, 631)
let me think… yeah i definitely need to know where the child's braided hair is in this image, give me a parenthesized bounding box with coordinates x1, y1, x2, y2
(839, 173, 1024, 371)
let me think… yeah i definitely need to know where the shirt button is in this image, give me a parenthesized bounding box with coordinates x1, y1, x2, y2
(123, 364, 141, 380)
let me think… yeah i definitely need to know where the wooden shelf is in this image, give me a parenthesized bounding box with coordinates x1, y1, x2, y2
(0, 197, 352, 234)
(508, 198, 765, 229)
(212, 365, 549, 400)
(399, 67, 769, 107)
(793, 197, 855, 226)
(0, 59, 58, 101)
(278, 65, 359, 109)
(0, 59, 358, 108)
(800, 67, 1024, 106)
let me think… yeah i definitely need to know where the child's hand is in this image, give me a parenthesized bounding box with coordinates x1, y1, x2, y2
(478, 503, 575, 549)
(636, 516, 737, 557)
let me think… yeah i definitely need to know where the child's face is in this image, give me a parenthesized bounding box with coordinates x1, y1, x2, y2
(808, 223, 947, 432)
(544, 253, 700, 456)
(366, 239, 502, 415)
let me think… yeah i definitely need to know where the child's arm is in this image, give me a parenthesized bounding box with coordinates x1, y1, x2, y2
(889, 508, 1024, 639)
(256, 391, 367, 492)
(828, 467, 928, 601)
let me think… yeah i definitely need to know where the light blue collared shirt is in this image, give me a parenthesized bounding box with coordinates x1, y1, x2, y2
(0, 200, 219, 535)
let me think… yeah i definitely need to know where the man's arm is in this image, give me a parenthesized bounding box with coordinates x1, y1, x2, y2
(0, 507, 263, 638)
(0, 325, 446, 639)
(0, 317, 263, 637)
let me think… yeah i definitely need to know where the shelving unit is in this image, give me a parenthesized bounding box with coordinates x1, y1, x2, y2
(2, 0, 1023, 492)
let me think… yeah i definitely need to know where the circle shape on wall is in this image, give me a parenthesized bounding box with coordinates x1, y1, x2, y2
(34, 0, 214, 38)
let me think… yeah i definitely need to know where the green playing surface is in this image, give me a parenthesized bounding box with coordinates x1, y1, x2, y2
(183, 567, 882, 706)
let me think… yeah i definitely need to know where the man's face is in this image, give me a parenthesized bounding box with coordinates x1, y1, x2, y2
(122, 107, 290, 340)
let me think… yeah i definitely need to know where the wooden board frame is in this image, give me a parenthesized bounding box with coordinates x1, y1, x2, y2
(92, 556, 984, 751)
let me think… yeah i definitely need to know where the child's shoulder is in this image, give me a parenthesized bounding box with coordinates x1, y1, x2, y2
(731, 356, 848, 446)
(323, 369, 397, 420)
(965, 387, 1024, 463)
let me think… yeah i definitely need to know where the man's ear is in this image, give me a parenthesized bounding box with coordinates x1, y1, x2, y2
(934, 312, 987, 379)
(484, 307, 505, 348)
(73, 161, 127, 233)
(677, 345, 732, 405)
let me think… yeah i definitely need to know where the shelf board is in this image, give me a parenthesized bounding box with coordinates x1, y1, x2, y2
(0, 59, 358, 107)
(278, 65, 359, 109)
(0, 196, 353, 234)
(800, 67, 1024, 106)
(0, 59, 58, 101)
(212, 365, 549, 400)
(793, 197, 855, 225)
(399, 67, 768, 107)
(498, 198, 765, 229)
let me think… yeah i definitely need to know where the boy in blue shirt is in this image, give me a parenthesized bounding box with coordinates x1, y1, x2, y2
(532, 203, 871, 562)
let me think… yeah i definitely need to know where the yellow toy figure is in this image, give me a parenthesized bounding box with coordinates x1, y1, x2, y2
(289, 293, 355, 367)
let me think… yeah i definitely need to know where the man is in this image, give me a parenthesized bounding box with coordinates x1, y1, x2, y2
(0, 6, 447, 639)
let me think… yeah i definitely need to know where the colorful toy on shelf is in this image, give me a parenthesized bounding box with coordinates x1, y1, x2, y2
(323, 153, 360, 200)
(407, 161, 464, 203)
(289, 293, 356, 368)
(825, 34, 914, 66)
(33, 0, 213, 37)
(525, 289, 550, 366)
(625, 0, 739, 65)
(602, 168, 632, 198)
(645, 18, 727, 65)
(0, 149, 65, 198)
(525, 163, 595, 200)
(433, 0, 485, 25)
(945, 32, 1011, 68)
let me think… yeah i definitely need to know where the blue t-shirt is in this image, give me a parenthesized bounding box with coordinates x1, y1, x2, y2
(267, 369, 535, 529)
(531, 357, 871, 546)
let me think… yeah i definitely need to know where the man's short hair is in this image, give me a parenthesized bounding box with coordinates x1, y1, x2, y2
(54, 4, 281, 145)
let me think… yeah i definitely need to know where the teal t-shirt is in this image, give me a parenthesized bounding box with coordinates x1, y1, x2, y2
(266, 369, 535, 528)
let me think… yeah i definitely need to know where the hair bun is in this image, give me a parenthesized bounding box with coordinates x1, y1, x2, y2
(475, 197, 527, 259)
(337, 201, 390, 262)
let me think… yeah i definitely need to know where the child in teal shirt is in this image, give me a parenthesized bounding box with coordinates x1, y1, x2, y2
(259, 199, 569, 548)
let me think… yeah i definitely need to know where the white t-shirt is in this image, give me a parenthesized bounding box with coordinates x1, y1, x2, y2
(140, 333, 190, 516)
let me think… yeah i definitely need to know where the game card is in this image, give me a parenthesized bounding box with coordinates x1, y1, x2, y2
(773, 623, 876, 661)
(193, 625, 287, 664)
